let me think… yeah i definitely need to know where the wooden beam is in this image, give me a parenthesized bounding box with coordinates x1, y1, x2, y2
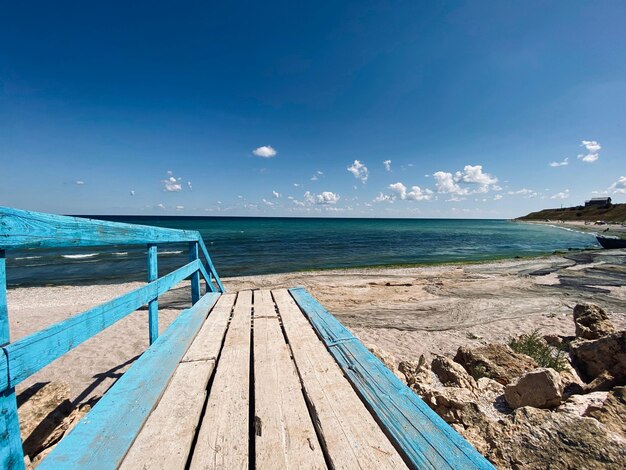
(198, 238, 225, 293)
(0, 249, 25, 470)
(189, 242, 201, 305)
(120, 294, 236, 469)
(273, 289, 407, 469)
(2, 259, 202, 390)
(289, 287, 494, 470)
(0, 206, 201, 249)
(190, 290, 252, 470)
(254, 290, 326, 469)
(147, 244, 159, 344)
(37, 292, 221, 470)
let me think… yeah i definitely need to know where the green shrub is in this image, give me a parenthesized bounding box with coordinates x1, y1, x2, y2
(468, 363, 489, 380)
(509, 329, 568, 372)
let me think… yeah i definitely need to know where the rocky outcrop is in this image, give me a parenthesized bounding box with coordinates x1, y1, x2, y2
(432, 355, 477, 389)
(485, 406, 626, 469)
(30, 404, 91, 467)
(399, 356, 431, 392)
(18, 382, 72, 459)
(573, 303, 615, 340)
(454, 344, 538, 385)
(586, 386, 626, 436)
(570, 331, 626, 386)
(504, 368, 563, 409)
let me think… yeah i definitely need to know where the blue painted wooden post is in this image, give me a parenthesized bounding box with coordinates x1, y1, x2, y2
(189, 242, 200, 305)
(147, 244, 159, 344)
(0, 250, 26, 470)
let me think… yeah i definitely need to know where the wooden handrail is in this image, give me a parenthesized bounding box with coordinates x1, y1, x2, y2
(0, 207, 225, 469)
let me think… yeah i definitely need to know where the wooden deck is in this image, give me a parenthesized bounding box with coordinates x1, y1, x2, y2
(129, 288, 405, 468)
(39, 288, 492, 470)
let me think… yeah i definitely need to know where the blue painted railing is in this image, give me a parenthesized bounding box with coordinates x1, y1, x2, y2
(0, 207, 224, 469)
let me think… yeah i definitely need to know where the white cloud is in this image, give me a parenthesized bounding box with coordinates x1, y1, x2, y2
(494, 194, 503, 200)
(433, 171, 467, 195)
(373, 192, 393, 203)
(175, 205, 184, 211)
(387, 182, 433, 201)
(507, 188, 538, 198)
(578, 140, 601, 163)
(311, 171, 324, 181)
(252, 145, 277, 158)
(261, 198, 275, 206)
(293, 183, 300, 187)
(272, 190, 281, 198)
(383, 160, 392, 172)
(609, 176, 626, 194)
(389, 182, 407, 199)
(292, 199, 305, 207)
(347, 160, 369, 183)
(162, 171, 183, 192)
(156, 203, 166, 210)
(130, 190, 135, 196)
(550, 189, 570, 199)
(304, 190, 340, 204)
(460, 165, 498, 185)
(75, 180, 85, 185)
(187, 181, 193, 190)
(407, 186, 433, 201)
(433, 165, 499, 196)
(316, 191, 340, 204)
(549, 157, 569, 167)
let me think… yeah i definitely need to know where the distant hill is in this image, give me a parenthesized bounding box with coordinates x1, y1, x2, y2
(517, 203, 626, 222)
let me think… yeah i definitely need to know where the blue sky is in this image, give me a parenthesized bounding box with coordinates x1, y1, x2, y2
(1, 0, 625, 218)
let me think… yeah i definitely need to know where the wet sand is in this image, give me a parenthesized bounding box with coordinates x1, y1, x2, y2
(8, 249, 626, 405)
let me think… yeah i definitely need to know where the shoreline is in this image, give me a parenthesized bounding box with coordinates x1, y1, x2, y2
(8, 249, 626, 407)
(519, 219, 626, 237)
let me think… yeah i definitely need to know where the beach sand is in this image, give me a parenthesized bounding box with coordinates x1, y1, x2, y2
(8, 249, 626, 406)
(524, 219, 626, 236)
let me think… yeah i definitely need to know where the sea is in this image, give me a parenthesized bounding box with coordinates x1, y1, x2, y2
(5, 217, 599, 287)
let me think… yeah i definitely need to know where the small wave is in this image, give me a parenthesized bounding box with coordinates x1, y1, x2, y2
(15, 256, 43, 260)
(160, 250, 183, 255)
(545, 224, 594, 236)
(62, 253, 99, 259)
(112, 252, 128, 256)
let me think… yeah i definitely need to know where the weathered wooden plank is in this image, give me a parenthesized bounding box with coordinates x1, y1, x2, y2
(190, 290, 252, 470)
(289, 287, 494, 470)
(273, 289, 407, 469)
(147, 244, 159, 344)
(183, 293, 236, 362)
(0, 249, 25, 470)
(121, 294, 236, 468)
(254, 289, 326, 469)
(119, 360, 215, 469)
(3, 259, 202, 389)
(0, 206, 200, 249)
(38, 292, 221, 470)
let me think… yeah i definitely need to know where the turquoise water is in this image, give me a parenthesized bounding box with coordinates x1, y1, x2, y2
(6, 217, 599, 286)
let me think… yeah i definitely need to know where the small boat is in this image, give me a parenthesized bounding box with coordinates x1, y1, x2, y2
(596, 235, 626, 249)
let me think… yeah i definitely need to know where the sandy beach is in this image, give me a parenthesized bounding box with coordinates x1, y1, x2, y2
(523, 219, 626, 237)
(8, 248, 626, 407)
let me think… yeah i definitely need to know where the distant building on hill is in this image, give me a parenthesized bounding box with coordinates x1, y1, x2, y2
(585, 197, 612, 207)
